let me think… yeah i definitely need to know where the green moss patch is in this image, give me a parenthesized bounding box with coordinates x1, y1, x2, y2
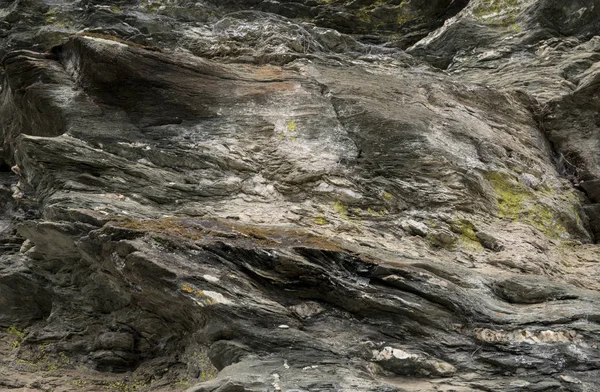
(472, 0, 522, 28)
(473, 0, 520, 16)
(485, 171, 567, 239)
(448, 219, 483, 251)
(352, 0, 414, 32)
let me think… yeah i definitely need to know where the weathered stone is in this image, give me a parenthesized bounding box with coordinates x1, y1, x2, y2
(208, 341, 250, 371)
(373, 346, 456, 377)
(0, 263, 52, 327)
(1, 0, 600, 391)
(496, 275, 579, 304)
(476, 231, 504, 251)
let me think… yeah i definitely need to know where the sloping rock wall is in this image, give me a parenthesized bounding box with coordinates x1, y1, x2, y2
(1, 1, 600, 391)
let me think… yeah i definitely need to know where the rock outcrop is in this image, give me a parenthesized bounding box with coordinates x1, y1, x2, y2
(1, 0, 600, 391)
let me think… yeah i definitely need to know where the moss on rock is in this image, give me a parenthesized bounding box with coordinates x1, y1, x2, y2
(485, 171, 570, 239)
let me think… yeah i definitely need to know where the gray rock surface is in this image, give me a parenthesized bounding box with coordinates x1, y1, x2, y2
(1, 0, 600, 391)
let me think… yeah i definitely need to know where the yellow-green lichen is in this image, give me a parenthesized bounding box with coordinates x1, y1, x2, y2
(473, 0, 520, 18)
(396, 9, 413, 25)
(142, 1, 162, 13)
(44, 7, 73, 28)
(508, 22, 523, 33)
(313, 216, 329, 225)
(560, 189, 586, 232)
(72, 379, 88, 387)
(351, 0, 414, 31)
(177, 350, 218, 387)
(346, 207, 388, 219)
(287, 120, 297, 132)
(44, 8, 57, 23)
(450, 219, 483, 251)
(525, 204, 567, 239)
(425, 219, 440, 229)
(472, 0, 522, 28)
(486, 171, 527, 220)
(355, 9, 372, 24)
(333, 200, 349, 219)
(13, 342, 73, 372)
(275, 120, 298, 143)
(7, 326, 25, 349)
(458, 235, 484, 251)
(105, 379, 148, 392)
(485, 171, 567, 238)
(7, 326, 25, 340)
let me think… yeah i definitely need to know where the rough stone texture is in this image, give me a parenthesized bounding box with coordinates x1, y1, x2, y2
(1, 0, 600, 391)
(408, 0, 600, 238)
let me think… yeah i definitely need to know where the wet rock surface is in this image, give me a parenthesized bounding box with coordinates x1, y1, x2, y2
(1, 0, 600, 391)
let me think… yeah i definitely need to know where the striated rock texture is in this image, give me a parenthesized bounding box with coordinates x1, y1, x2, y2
(1, 0, 600, 391)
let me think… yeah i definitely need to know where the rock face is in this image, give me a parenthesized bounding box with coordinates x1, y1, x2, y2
(1, 0, 600, 391)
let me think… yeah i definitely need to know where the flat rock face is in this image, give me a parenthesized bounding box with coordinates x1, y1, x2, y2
(1, 1, 600, 391)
